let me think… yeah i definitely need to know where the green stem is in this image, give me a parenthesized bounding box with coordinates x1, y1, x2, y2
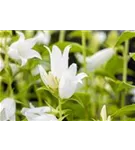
(81, 31, 87, 73)
(34, 84, 42, 106)
(121, 40, 129, 108)
(58, 98, 62, 120)
(59, 30, 65, 42)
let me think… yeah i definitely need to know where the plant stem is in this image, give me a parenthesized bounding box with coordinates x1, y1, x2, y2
(81, 31, 87, 73)
(121, 40, 129, 108)
(34, 84, 42, 106)
(58, 98, 62, 119)
(59, 30, 65, 42)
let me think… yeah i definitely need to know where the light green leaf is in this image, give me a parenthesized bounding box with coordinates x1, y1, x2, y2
(106, 31, 119, 47)
(68, 97, 84, 108)
(115, 31, 135, 46)
(68, 30, 91, 39)
(105, 77, 135, 92)
(36, 86, 49, 92)
(51, 41, 85, 53)
(105, 55, 123, 77)
(112, 104, 135, 117)
(129, 52, 135, 60)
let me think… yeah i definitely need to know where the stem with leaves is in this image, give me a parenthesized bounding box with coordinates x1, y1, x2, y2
(121, 40, 129, 108)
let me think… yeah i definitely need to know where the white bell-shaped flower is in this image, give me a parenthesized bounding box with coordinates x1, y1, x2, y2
(8, 31, 41, 66)
(0, 57, 4, 72)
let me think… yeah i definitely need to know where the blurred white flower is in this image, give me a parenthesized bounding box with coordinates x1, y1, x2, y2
(0, 37, 11, 47)
(0, 98, 16, 121)
(100, 105, 111, 121)
(21, 103, 57, 121)
(0, 57, 4, 72)
(8, 31, 41, 66)
(39, 45, 87, 99)
(9, 63, 19, 75)
(76, 48, 115, 72)
(95, 31, 106, 44)
(35, 31, 51, 45)
(130, 88, 135, 102)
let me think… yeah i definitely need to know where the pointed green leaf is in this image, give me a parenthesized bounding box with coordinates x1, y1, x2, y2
(112, 104, 135, 117)
(115, 31, 135, 46)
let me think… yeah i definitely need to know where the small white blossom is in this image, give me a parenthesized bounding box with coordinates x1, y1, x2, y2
(21, 103, 57, 121)
(0, 98, 16, 121)
(8, 31, 41, 66)
(94, 31, 106, 44)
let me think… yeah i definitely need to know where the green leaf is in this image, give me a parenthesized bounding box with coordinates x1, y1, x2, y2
(68, 30, 91, 39)
(129, 52, 135, 60)
(36, 86, 49, 92)
(51, 41, 85, 53)
(112, 104, 135, 117)
(105, 55, 123, 77)
(115, 31, 135, 46)
(106, 31, 119, 47)
(105, 77, 135, 92)
(68, 97, 84, 108)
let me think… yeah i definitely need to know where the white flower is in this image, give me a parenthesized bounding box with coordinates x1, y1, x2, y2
(8, 31, 41, 66)
(0, 98, 16, 121)
(94, 31, 106, 44)
(76, 48, 115, 72)
(59, 63, 87, 99)
(100, 105, 111, 121)
(21, 103, 57, 121)
(38, 45, 71, 89)
(35, 31, 51, 45)
(130, 88, 135, 102)
(38, 45, 87, 99)
(0, 57, 4, 72)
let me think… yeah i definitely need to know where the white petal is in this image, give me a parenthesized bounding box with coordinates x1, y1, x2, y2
(9, 63, 19, 75)
(16, 31, 25, 41)
(20, 57, 27, 66)
(32, 115, 57, 128)
(86, 48, 115, 71)
(29, 114, 57, 121)
(1, 98, 16, 121)
(95, 32, 106, 44)
(51, 45, 62, 78)
(59, 65, 78, 99)
(38, 65, 49, 86)
(75, 53, 83, 64)
(62, 45, 70, 70)
(100, 105, 107, 121)
(76, 72, 87, 84)
(68, 63, 77, 76)
(35, 31, 51, 45)
(23, 49, 41, 60)
(8, 47, 20, 60)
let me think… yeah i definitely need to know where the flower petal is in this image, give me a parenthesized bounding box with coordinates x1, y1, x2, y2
(38, 65, 49, 86)
(68, 63, 77, 76)
(86, 48, 115, 71)
(100, 105, 107, 121)
(8, 47, 20, 60)
(59, 64, 78, 99)
(50, 45, 62, 78)
(76, 72, 87, 84)
(62, 45, 70, 70)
